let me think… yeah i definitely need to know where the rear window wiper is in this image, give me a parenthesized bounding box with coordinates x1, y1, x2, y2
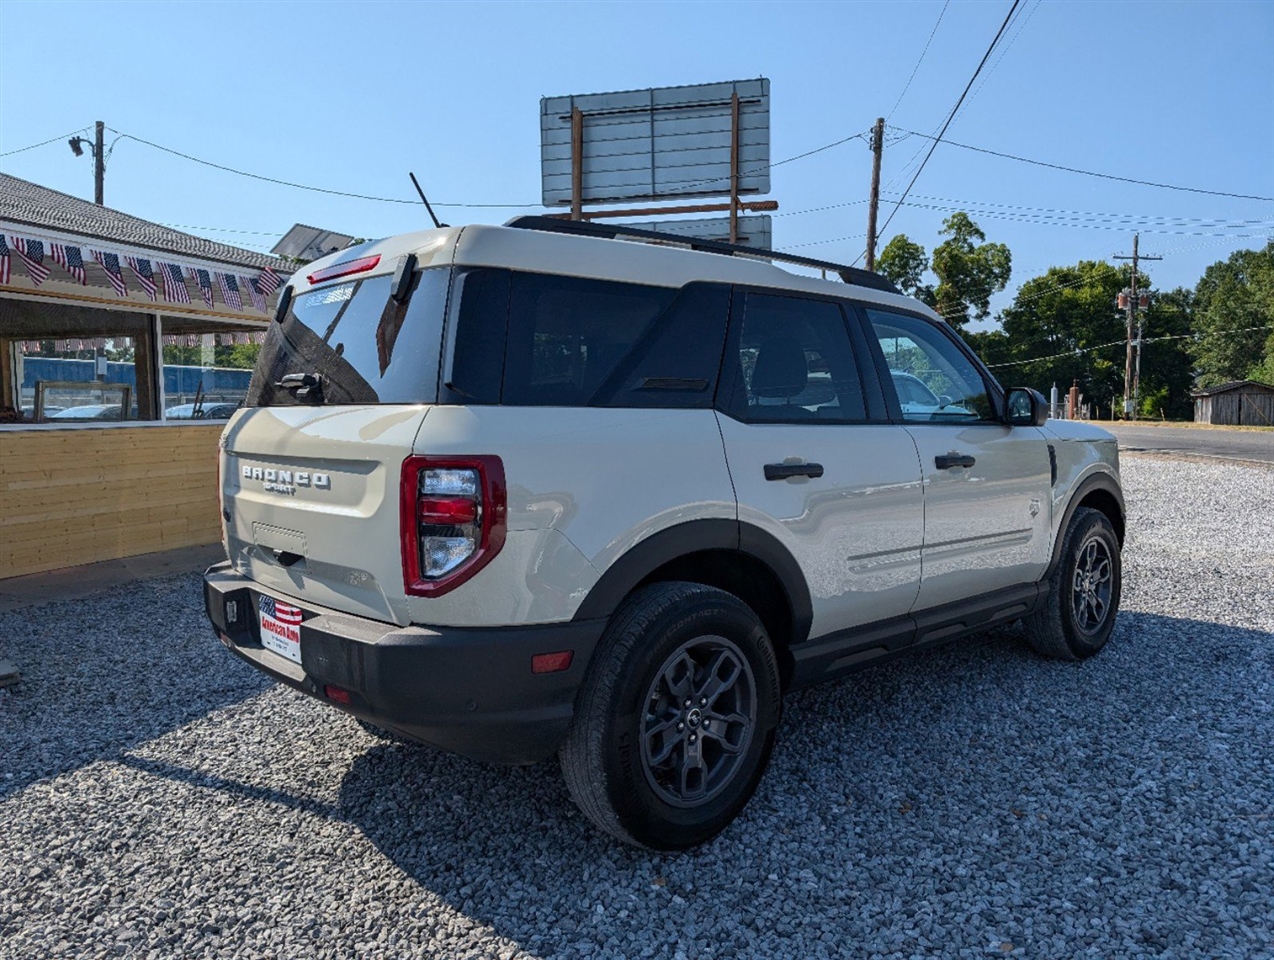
(275, 372, 326, 405)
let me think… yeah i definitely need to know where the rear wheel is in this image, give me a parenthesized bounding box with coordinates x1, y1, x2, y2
(1025, 506, 1122, 660)
(560, 582, 781, 850)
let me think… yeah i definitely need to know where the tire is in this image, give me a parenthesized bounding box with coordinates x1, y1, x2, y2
(1024, 506, 1122, 660)
(560, 582, 782, 850)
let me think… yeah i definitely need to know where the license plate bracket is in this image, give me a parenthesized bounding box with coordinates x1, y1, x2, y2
(258, 595, 304, 665)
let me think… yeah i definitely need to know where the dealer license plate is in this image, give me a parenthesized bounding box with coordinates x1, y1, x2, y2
(258, 595, 304, 665)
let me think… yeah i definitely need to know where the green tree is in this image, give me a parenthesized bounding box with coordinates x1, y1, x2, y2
(930, 213, 1012, 330)
(995, 260, 1129, 411)
(876, 235, 933, 303)
(1137, 287, 1195, 419)
(1190, 242, 1274, 387)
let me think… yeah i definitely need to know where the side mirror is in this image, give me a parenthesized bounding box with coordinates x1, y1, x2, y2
(1006, 387, 1049, 427)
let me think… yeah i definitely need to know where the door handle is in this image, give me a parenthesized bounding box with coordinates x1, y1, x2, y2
(935, 453, 976, 470)
(764, 462, 824, 481)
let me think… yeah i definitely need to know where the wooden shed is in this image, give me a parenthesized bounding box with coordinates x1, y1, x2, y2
(1191, 380, 1274, 427)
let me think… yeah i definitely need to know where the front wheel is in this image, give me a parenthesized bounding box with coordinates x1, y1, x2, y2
(1024, 506, 1122, 660)
(560, 582, 782, 850)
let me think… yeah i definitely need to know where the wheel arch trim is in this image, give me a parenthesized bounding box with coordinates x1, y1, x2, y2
(571, 519, 814, 645)
(1051, 470, 1125, 574)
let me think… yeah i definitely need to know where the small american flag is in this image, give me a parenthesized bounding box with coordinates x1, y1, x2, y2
(256, 266, 282, 294)
(93, 250, 127, 296)
(217, 272, 243, 311)
(127, 256, 157, 301)
(12, 237, 51, 286)
(50, 243, 87, 284)
(259, 594, 303, 626)
(0, 235, 10, 285)
(241, 275, 266, 312)
(188, 267, 214, 307)
(157, 262, 191, 304)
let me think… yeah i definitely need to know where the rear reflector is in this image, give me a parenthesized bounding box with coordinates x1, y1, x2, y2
(418, 497, 478, 525)
(531, 651, 574, 675)
(307, 254, 381, 286)
(324, 685, 353, 704)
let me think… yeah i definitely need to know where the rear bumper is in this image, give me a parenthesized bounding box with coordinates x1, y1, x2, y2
(203, 562, 605, 764)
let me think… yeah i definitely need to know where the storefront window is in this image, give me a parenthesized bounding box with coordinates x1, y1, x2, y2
(159, 318, 265, 420)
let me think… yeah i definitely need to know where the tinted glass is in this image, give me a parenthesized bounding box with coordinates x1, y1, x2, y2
(729, 293, 867, 422)
(501, 273, 676, 407)
(867, 309, 993, 422)
(247, 269, 449, 406)
(445, 268, 511, 405)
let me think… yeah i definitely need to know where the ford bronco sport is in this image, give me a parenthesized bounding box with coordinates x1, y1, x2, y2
(204, 217, 1125, 850)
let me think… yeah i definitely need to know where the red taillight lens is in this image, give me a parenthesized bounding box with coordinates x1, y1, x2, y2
(306, 254, 381, 286)
(400, 456, 506, 597)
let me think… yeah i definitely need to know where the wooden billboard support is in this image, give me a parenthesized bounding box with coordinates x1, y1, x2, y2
(570, 106, 584, 222)
(729, 92, 741, 243)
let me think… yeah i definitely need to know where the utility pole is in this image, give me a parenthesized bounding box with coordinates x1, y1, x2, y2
(1114, 233, 1162, 420)
(864, 117, 884, 272)
(94, 121, 104, 205)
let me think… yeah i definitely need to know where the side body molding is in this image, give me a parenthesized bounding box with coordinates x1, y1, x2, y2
(571, 519, 815, 645)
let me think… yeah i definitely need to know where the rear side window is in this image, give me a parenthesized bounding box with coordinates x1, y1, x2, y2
(502, 274, 676, 407)
(247, 269, 449, 406)
(727, 292, 868, 423)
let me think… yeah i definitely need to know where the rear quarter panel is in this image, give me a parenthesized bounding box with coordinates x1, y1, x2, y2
(406, 406, 737, 627)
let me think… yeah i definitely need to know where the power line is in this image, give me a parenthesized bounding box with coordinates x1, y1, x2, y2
(0, 125, 92, 158)
(887, 0, 951, 120)
(984, 324, 1274, 370)
(866, 0, 1024, 262)
(107, 128, 540, 209)
(949, 0, 1041, 127)
(883, 191, 1274, 226)
(892, 128, 1274, 202)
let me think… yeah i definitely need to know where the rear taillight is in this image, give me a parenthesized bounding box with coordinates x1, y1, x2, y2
(400, 456, 506, 597)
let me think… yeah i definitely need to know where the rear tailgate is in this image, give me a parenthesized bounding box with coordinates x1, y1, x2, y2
(221, 405, 428, 625)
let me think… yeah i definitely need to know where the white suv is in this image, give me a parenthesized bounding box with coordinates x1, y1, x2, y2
(204, 218, 1125, 850)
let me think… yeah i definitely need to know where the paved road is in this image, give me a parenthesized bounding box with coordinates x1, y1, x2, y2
(1102, 422, 1274, 464)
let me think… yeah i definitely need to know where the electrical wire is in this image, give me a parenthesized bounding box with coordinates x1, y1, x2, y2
(893, 128, 1274, 202)
(949, 0, 1041, 127)
(882, 192, 1274, 227)
(887, 0, 951, 121)
(984, 324, 1274, 370)
(0, 126, 92, 158)
(106, 128, 540, 208)
(864, 0, 1025, 264)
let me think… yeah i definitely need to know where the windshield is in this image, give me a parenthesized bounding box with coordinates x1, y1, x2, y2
(246, 268, 450, 406)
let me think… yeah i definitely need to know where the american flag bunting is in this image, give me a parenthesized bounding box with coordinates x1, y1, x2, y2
(217, 272, 243, 311)
(92, 250, 128, 296)
(256, 266, 281, 294)
(0, 235, 10, 285)
(157, 262, 191, 304)
(126, 256, 158, 301)
(50, 243, 87, 284)
(187, 268, 214, 307)
(12, 237, 51, 285)
(241, 275, 266, 312)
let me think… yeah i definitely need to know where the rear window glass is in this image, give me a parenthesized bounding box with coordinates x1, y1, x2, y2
(502, 274, 677, 406)
(247, 269, 449, 406)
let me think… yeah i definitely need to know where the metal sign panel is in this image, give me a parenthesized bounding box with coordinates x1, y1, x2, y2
(541, 79, 770, 207)
(618, 215, 772, 250)
(272, 224, 355, 262)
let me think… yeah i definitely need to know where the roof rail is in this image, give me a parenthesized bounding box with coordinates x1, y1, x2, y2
(503, 215, 900, 294)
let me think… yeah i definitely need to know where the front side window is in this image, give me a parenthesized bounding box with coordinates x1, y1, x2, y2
(247, 269, 449, 406)
(729, 293, 868, 423)
(867, 309, 994, 422)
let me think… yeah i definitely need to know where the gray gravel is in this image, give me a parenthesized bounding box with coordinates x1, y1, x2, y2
(2, 455, 1272, 960)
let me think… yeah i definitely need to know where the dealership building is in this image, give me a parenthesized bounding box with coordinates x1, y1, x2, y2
(0, 173, 292, 579)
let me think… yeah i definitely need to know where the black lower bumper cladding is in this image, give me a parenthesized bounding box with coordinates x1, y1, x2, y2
(203, 562, 604, 764)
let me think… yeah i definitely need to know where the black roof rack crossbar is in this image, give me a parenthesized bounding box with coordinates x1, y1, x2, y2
(503, 216, 900, 294)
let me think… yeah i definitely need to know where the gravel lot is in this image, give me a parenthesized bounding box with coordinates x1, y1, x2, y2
(2, 455, 1271, 960)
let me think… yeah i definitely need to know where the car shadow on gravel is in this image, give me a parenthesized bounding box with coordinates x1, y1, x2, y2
(0, 573, 272, 801)
(335, 610, 1273, 957)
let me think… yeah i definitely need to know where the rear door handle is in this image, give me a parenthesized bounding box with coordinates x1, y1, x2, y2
(764, 462, 824, 481)
(935, 453, 976, 470)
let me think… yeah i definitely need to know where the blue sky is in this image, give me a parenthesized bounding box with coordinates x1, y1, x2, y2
(1, 0, 1271, 329)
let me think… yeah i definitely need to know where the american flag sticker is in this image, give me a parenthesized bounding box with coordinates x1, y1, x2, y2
(258, 595, 304, 664)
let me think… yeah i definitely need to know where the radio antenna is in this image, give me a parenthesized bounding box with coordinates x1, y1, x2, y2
(408, 172, 447, 229)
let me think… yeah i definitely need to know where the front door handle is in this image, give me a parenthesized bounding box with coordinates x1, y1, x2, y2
(935, 453, 976, 470)
(764, 462, 824, 481)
